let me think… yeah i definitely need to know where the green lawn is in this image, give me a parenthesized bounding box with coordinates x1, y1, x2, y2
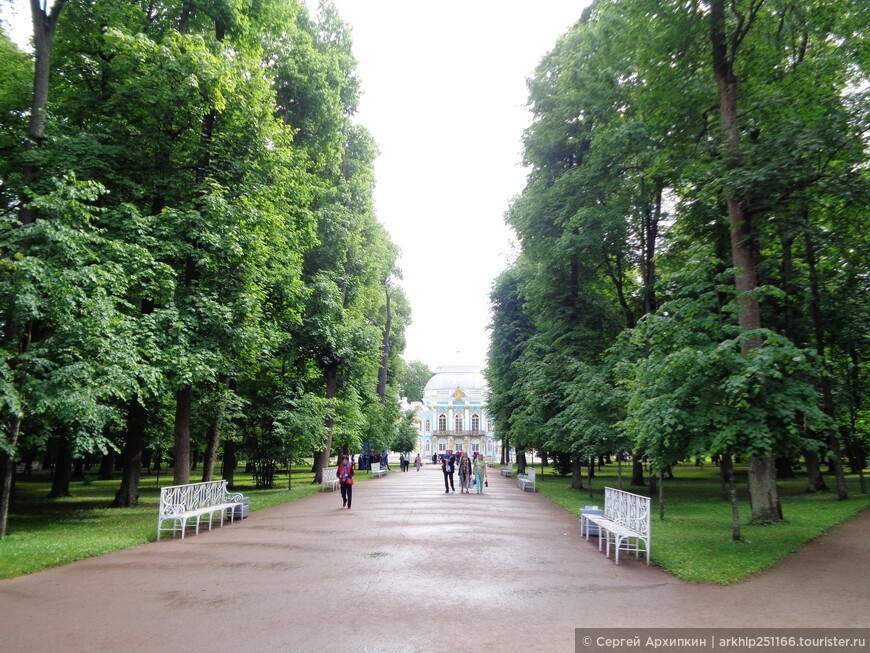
(0, 465, 330, 579)
(534, 462, 870, 584)
(3, 462, 868, 584)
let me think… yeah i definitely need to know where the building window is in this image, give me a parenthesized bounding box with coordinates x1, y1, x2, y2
(425, 419, 431, 433)
(438, 440, 446, 452)
(455, 441, 463, 452)
(471, 414, 480, 431)
(471, 439, 480, 452)
(438, 414, 447, 431)
(486, 419, 493, 432)
(454, 414, 463, 432)
(425, 441, 431, 453)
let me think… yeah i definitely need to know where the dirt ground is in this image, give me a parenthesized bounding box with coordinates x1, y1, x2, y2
(0, 464, 868, 653)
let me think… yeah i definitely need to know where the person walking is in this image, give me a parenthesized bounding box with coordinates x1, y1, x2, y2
(442, 452, 455, 493)
(414, 454, 422, 471)
(474, 453, 487, 494)
(458, 451, 472, 494)
(338, 455, 354, 509)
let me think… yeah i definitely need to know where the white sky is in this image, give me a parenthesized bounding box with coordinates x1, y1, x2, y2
(2, 0, 589, 372)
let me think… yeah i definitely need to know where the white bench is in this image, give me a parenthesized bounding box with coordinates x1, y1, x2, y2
(517, 467, 536, 492)
(580, 487, 650, 565)
(157, 480, 247, 540)
(321, 467, 340, 492)
(500, 463, 514, 477)
(370, 462, 387, 477)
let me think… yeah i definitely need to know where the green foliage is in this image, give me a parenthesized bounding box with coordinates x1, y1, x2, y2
(398, 360, 433, 403)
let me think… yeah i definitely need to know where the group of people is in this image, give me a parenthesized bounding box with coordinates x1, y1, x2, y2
(440, 450, 487, 494)
(398, 453, 423, 472)
(336, 449, 488, 510)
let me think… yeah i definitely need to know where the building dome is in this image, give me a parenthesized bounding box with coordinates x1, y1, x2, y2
(423, 365, 487, 402)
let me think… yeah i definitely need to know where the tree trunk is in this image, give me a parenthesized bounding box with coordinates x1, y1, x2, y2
(201, 415, 222, 482)
(98, 450, 115, 481)
(173, 384, 192, 485)
(658, 467, 665, 521)
(804, 219, 847, 500)
(48, 437, 73, 498)
(631, 456, 645, 486)
(112, 398, 146, 507)
(377, 285, 391, 402)
(748, 455, 781, 522)
(804, 450, 827, 493)
(0, 415, 22, 540)
(313, 363, 339, 484)
(570, 457, 583, 490)
(711, 0, 781, 522)
(222, 439, 237, 490)
(723, 454, 741, 541)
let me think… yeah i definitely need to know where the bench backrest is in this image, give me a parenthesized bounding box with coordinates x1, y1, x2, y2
(322, 467, 337, 482)
(527, 467, 536, 481)
(160, 480, 228, 515)
(603, 487, 650, 537)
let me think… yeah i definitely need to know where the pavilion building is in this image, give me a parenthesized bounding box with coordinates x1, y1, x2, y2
(409, 365, 496, 459)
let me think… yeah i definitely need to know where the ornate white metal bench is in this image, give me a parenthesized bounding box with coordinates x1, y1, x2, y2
(157, 480, 247, 540)
(500, 463, 514, 477)
(517, 467, 536, 492)
(370, 462, 387, 477)
(321, 466, 340, 491)
(580, 487, 650, 565)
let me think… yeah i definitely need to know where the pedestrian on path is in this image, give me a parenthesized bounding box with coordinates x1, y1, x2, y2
(458, 451, 472, 494)
(339, 455, 354, 509)
(414, 454, 422, 471)
(474, 453, 487, 494)
(442, 451, 455, 493)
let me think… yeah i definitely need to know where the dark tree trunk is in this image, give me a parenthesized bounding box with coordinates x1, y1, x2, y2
(314, 363, 339, 484)
(201, 415, 222, 482)
(377, 285, 391, 402)
(570, 457, 584, 490)
(516, 450, 527, 475)
(173, 384, 192, 485)
(112, 398, 146, 507)
(48, 438, 73, 498)
(804, 450, 826, 492)
(0, 418, 20, 540)
(723, 454, 741, 541)
(775, 457, 795, 479)
(222, 439, 237, 490)
(98, 450, 115, 481)
(804, 219, 847, 500)
(71, 457, 86, 480)
(631, 456, 645, 486)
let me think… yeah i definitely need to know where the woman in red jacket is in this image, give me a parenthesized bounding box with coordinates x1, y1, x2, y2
(338, 455, 354, 509)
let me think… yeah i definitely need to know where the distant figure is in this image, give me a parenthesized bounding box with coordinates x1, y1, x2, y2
(383, 453, 391, 471)
(432, 453, 437, 464)
(338, 455, 354, 509)
(474, 453, 487, 494)
(458, 451, 472, 494)
(414, 454, 422, 471)
(399, 453, 405, 472)
(442, 451, 455, 493)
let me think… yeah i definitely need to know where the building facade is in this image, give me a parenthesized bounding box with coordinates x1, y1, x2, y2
(409, 365, 496, 458)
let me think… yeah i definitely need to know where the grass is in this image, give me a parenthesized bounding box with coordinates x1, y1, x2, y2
(534, 461, 870, 584)
(0, 464, 333, 579)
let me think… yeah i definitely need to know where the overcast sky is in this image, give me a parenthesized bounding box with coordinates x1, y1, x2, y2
(2, 0, 589, 372)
